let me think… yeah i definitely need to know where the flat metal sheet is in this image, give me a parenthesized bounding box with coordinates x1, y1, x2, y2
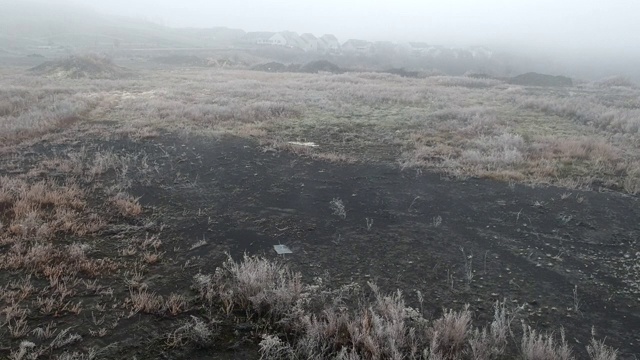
(274, 244, 293, 254)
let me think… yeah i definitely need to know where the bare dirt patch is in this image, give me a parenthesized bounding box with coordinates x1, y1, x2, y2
(2, 132, 636, 358)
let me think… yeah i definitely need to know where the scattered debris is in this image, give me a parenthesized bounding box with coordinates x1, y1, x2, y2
(287, 141, 319, 147)
(274, 244, 293, 255)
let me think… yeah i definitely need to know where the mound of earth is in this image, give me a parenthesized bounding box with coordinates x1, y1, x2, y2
(465, 72, 492, 79)
(205, 57, 247, 68)
(597, 76, 636, 88)
(151, 55, 208, 67)
(509, 72, 573, 87)
(30, 55, 130, 79)
(300, 60, 342, 74)
(383, 68, 419, 78)
(251, 61, 289, 72)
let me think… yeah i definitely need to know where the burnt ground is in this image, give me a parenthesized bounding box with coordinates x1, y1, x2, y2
(2, 132, 640, 359)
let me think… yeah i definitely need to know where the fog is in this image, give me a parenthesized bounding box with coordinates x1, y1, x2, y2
(76, 0, 640, 54)
(3, 0, 640, 80)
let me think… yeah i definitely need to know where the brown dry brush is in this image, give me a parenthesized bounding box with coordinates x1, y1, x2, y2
(0, 177, 105, 240)
(0, 156, 141, 355)
(195, 255, 618, 360)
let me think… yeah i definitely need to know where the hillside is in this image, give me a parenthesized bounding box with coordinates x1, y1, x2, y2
(0, 1, 244, 52)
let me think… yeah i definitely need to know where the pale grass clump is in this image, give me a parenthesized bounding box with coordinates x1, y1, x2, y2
(461, 132, 526, 167)
(427, 305, 472, 358)
(520, 324, 573, 360)
(2, 303, 30, 338)
(467, 300, 512, 360)
(330, 198, 347, 219)
(623, 166, 640, 195)
(8, 341, 36, 360)
(125, 287, 187, 317)
(165, 316, 217, 348)
(587, 337, 618, 360)
(165, 293, 189, 316)
(259, 334, 296, 359)
(401, 132, 527, 178)
(196, 254, 304, 320)
(126, 289, 165, 315)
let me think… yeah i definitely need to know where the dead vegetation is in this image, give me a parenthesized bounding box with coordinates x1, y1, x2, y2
(195, 255, 618, 360)
(2, 66, 639, 193)
(0, 141, 158, 357)
(0, 63, 636, 358)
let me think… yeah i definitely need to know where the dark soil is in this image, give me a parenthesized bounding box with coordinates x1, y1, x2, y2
(121, 134, 640, 358)
(2, 133, 639, 358)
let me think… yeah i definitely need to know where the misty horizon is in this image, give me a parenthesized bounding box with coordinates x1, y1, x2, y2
(68, 0, 639, 56)
(3, 0, 640, 81)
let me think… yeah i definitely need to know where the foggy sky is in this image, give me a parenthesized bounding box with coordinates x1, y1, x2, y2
(68, 0, 640, 55)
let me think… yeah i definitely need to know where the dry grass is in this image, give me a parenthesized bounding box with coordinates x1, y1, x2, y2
(0, 85, 99, 147)
(194, 254, 304, 320)
(126, 289, 165, 315)
(587, 337, 619, 360)
(110, 192, 143, 217)
(0, 137, 155, 357)
(1, 67, 639, 193)
(0, 177, 106, 240)
(0, 65, 633, 358)
(165, 315, 216, 348)
(198, 256, 619, 360)
(521, 324, 573, 360)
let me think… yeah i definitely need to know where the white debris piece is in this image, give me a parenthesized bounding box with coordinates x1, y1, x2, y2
(288, 141, 319, 147)
(274, 244, 293, 254)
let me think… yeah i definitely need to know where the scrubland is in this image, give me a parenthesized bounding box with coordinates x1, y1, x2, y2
(0, 64, 637, 359)
(2, 67, 638, 192)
